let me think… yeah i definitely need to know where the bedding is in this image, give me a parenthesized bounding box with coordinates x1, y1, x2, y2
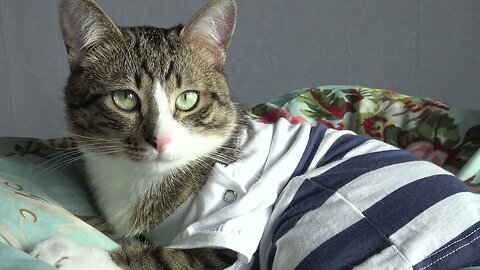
(0, 86, 479, 269)
(248, 86, 480, 188)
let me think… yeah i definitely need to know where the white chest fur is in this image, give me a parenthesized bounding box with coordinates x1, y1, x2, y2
(83, 152, 168, 236)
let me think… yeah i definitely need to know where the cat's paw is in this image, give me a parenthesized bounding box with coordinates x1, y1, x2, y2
(30, 235, 122, 270)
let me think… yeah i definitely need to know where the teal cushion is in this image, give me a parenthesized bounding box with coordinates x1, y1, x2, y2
(0, 137, 117, 269)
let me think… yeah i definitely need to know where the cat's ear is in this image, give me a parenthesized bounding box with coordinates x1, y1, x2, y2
(58, 0, 122, 65)
(181, 0, 237, 67)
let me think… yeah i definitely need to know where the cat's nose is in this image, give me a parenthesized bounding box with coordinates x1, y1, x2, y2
(149, 137, 172, 153)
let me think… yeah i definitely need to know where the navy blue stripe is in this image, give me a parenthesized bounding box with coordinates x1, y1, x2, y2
(316, 134, 369, 167)
(289, 124, 327, 179)
(364, 174, 471, 237)
(266, 180, 334, 269)
(267, 149, 418, 269)
(414, 220, 480, 269)
(275, 150, 416, 243)
(249, 249, 260, 270)
(295, 218, 391, 270)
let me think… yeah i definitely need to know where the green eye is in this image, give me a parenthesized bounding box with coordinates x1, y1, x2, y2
(175, 90, 199, 111)
(112, 90, 139, 111)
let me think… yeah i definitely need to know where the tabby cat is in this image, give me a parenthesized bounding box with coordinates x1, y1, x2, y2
(32, 0, 248, 269)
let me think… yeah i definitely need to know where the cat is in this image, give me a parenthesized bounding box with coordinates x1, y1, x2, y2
(30, 0, 480, 269)
(32, 0, 247, 269)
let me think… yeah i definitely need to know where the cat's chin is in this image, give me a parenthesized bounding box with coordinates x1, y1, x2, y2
(140, 150, 211, 175)
(81, 149, 185, 175)
(147, 160, 187, 173)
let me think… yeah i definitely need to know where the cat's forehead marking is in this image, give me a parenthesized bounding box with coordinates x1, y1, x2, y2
(153, 81, 170, 114)
(152, 80, 176, 139)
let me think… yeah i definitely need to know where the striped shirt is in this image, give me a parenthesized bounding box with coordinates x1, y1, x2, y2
(146, 118, 480, 270)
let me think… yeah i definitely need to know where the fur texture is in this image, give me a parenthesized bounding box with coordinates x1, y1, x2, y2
(31, 0, 250, 269)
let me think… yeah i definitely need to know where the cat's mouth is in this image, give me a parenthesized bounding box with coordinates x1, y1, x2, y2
(121, 141, 188, 167)
(153, 151, 179, 163)
(81, 143, 185, 167)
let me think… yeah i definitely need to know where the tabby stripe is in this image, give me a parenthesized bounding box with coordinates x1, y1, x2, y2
(164, 60, 174, 81)
(175, 73, 182, 88)
(134, 72, 142, 88)
(132, 33, 141, 52)
(154, 248, 174, 270)
(210, 92, 228, 107)
(77, 93, 104, 108)
(142, 60, 155, 82)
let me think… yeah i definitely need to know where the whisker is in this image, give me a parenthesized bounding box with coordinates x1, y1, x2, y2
(33, 151, 86, 176)
(216, 146, 243, 153)
(193, 158, 213, 173)
(35, 156, 82, 177)
(38, 149, 121, 177)
(62, 132, 123, 143)
(32, 145, 123, 175)
(210, 152, 238, 160)
(44, 141, 123, 151)
(30, 149, 82, 173)
(205, 153, 238, 164)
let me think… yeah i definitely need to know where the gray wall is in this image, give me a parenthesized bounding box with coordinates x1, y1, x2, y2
(1, 0, 479, 139)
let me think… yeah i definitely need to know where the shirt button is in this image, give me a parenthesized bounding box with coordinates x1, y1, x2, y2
(223, 190, 237, 204)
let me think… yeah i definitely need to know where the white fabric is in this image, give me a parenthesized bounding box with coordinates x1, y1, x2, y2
(339, 161, 451, 212)
(145, 118, 311, 267)
(390, 192, 480, 265)
(273, 192, 365, 270)
(306, 128, 355, 171)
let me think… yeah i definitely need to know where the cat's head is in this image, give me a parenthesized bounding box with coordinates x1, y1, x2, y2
(59, 0, 242, 171)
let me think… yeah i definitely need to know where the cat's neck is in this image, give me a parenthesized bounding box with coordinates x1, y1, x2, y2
(82, 116, 252, 236)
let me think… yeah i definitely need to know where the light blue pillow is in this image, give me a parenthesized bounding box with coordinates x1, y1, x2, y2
(0, 137, 117, 269)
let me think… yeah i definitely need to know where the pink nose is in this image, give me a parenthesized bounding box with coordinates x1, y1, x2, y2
(152, 137, 171, 153)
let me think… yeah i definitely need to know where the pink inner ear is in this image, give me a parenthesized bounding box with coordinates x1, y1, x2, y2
(186, 2, 237, 64)
(59, 0, 121, 63)
(60, 4, 85, 56)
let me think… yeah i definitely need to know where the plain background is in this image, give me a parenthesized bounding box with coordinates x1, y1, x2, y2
(0, 0, 479, 138)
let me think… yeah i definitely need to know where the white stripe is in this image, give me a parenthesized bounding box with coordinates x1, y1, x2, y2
(390, 192, 480, 265)
(343, 139, 398, 159)
(339, 160, 452, 212)
(353, 245, 413, 270)
(307, 131, 399, 172)
(257, 175, 309, 270)
(272, 192, 364, 270)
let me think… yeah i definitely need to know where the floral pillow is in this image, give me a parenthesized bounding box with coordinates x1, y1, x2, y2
(247, 86, 480, 191)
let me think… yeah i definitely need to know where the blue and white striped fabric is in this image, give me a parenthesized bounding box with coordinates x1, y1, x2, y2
(254, 123, 480, 270)
(147, 119, 480, 270)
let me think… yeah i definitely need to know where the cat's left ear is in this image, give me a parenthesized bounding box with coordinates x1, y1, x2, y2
(181, 0, 237, 67)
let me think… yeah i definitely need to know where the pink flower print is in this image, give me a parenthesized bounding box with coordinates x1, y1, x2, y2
(406, 141, 449, 167)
